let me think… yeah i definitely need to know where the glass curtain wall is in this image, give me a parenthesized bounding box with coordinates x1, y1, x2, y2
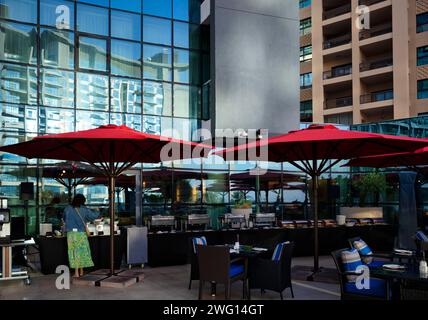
(0, 0, 208, 234)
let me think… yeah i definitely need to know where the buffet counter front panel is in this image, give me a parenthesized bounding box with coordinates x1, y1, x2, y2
(37, 225, 395, 272)
(147, 225, 395, 267)
(38, 235, 125, 275)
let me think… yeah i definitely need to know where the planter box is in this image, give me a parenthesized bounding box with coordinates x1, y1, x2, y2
(231, 208, 252, 220)
(340, 207, 383, 219)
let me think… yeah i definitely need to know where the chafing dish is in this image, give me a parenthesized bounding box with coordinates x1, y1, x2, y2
(358, 218, 373, 225)
(372, 218, 386, 225)
(280, 220, 295, 229)
(182, 214, 211, 231)
(187, 214, 210, 226)
(251, 213, 276, 227)
(224, 213, 247, 229)
(148, 215, 176, 230)
(294, 220, 310, 228)
(309, 220, 325, 228)
(322, 219, 338, 227)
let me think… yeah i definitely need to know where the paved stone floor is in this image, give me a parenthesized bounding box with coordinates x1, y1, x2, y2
(0, 256, 340, 300)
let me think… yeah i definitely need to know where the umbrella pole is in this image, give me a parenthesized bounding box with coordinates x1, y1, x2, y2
(108, 175, 116, 276)
(307, 167, 320, 281)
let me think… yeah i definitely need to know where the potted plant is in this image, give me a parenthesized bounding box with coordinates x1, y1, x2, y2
(231, 199, 253, 219)
(340, 172, 387, 220)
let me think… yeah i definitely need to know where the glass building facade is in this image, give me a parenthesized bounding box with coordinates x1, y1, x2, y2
(0, 0, 210, 233)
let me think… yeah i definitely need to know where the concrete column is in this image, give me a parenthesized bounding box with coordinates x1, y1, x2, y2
(351, 0, 362, 124)
(392, 0, 411, 119)
(311, 0, 324, 123)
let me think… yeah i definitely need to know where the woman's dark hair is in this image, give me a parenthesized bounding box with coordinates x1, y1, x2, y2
(71, 194, 86, 207)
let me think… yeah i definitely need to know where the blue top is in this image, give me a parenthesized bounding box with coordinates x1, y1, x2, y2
(63, 205, 100, 233)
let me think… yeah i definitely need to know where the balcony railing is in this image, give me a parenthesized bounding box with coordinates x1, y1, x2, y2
(323, 33, 352, 49)
(323, 66, 352, 80)
(359, 0, 388, 6)
(359, 23, 392, 40)
(360, 58, 393, 72)
(325, 96, 353, 109)
(360, 89, 394, 104)
(323, 3, 351, 20)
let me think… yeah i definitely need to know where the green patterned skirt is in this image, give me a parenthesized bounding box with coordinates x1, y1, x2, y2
(67, 231, 94, 269)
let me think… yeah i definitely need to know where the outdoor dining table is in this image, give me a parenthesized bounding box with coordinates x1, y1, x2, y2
(209, 245, 269, 298)
(370, 264, 428, 300)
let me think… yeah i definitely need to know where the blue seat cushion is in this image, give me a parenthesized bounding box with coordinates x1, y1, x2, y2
(344, 278, 386, 298)
(229, 263, 244, 278)
(271, 241, 290, 261)
(192, 236, 207, 254)
(341, 249, 363, 282)
(367, 260, 386, 268)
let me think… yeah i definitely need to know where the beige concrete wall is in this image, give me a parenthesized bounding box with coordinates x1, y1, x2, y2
(300, 0, 428, 124)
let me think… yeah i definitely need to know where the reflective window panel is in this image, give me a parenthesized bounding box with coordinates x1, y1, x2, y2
(110, 77, 142, 114)
(174, 22, 200, 50)
(39, 107, 75, 134)
(0, 133, 37, 163)
(111, 10, 141, 41)
(0, 0, 37, 23)
(78, 36, 107, 72)
(142, 0, 172, 18)
(0, 103, 37, 132)
(173, 0, 200, 23)
(40, 28, 74, 69)
(76, 72, 108, 111)
(143, 44, 172, 81)
(40, 68, 74, 108)
(0, 63, 37, 105)
(40, 0, 74, 30)
(111, 39, 141, 77)
(173, 117, 198, 141)
(143, 115, 172, 136)
(110, 113, 142, 131)
(173, 84, 200, 118)
(76, 110, 109, 130)
(0, 22, 37, 65)
(143, 16, 172, 46)
(174, 49, 200, 84)
(143, 81, 172, 116)
(77, 3, 108, 36)
(111, 0, 141, 13)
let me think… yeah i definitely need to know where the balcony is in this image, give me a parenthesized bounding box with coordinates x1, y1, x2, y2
(360, 58, 393, 72)
(359, 0, 388, 5)
(325, 96, 353, 110)
(359, 23, 392, 41)
(360, 89, 393, 104)
(323, 4, 351, 20)
(323, 33, 352, 50)
(323, 65, 352, 80)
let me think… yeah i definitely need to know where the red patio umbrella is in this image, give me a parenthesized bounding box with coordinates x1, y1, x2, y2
(0, 124, 212, 276)
(345, 146, 428, 170)
(215, 124, 428, 280)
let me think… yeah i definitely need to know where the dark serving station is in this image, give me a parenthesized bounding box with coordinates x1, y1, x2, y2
(37, 235, 125, 275)
(147, 223, 395, 267)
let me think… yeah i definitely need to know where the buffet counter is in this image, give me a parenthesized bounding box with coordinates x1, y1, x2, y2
(147, 224, 396, 267)
(37, 234, 125, 275)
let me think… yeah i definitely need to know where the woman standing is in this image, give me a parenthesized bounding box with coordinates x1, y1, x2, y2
(63, 194, 100, 278)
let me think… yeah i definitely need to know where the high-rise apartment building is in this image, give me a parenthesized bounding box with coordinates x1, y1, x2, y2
(299, 0, 428, 125)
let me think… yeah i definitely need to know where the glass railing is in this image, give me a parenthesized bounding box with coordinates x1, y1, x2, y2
(325, 96, 353, 109)
(323, 3, 351, 20)
(359, 0, 388, 6)
(359, 23, 392, 40)
(323, 66, 352, 79)
(323, 34, 352, 49)
(360, 89, 393, 104)
(360, 58, 393, 72)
